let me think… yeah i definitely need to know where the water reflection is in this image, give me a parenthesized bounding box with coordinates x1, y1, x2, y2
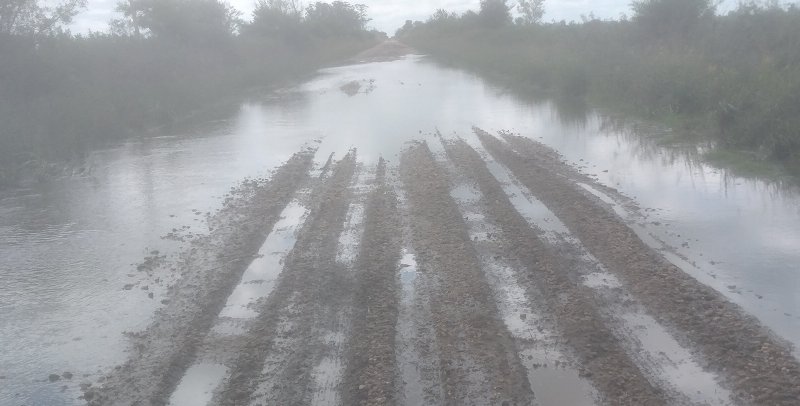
(1, 54, 799, 404)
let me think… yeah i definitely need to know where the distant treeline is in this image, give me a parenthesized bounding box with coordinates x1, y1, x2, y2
(0, 0, 382, 187)
(399, 0, 800, 175)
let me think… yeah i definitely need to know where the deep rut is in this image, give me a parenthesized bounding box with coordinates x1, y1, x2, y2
(86, 130, 800, 406)
(341, 159, 404, 406)
(85, 149, 316, 406)
(480, 129, 800, 405)
(400, 142, 534, 405)
(442, 137, 665, 405)
(215, 151, 358, 405)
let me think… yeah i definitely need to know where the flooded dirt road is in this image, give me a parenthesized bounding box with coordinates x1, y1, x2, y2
(2, 46, 800, 405)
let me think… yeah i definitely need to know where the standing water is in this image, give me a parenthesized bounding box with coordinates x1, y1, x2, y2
(1, 54, 799, 404)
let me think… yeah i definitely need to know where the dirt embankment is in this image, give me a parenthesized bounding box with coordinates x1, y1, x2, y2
(479, 129, 800, 405)
(400, 142, 534, 405)
(349, 40, 416, 63)
(443, 137, 667, 404)
(84, 149, 316, 406)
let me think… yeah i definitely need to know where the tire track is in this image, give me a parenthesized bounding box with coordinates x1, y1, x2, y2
(310, 165, 375, 406)
(482, 129, 800, 405)
(84, 149, 316, 406)
(342, 159, 404, 406)
(393, 182, 445, 406)
(441, 169, 599, 405)
(469, 141, 733, 405)
(214, 151, 358, 406)
(400, 142, 533, 405)
(443, 137, 665, 405)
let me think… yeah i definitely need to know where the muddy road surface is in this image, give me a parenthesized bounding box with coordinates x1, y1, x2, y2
(76, 128, 800, 406)
(4, 45, 800, 406)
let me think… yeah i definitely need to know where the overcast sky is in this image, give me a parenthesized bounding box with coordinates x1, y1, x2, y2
(70, 0, 797, 35)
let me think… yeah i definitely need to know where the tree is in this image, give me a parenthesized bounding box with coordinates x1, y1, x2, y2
(246, 0, 303, 37)
(304, 2, 370, 36)
(631, 0, 716, 41)
(479, 0, 511, 28)
(0, 0, 86, 36)
(516, 0, 545, 25)
(110, 0, 240, 44)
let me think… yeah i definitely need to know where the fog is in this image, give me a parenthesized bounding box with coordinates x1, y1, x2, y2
(2, 1, 800, 405)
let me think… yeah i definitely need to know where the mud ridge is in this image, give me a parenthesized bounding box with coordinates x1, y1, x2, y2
(84, 149, 316, 406)
(399, 142, 533, 405)
(481, 129, 800, 404)
(215, 151, 358, 405)
(341, 159, 404, 406)
(443, 138, 666, 405)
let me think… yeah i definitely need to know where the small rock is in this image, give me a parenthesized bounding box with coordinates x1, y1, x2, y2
(49, 374, 61, 382)
(62, 372, 73, 379)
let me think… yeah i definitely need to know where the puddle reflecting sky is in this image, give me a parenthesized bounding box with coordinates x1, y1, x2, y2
(1, 55, 799, 404)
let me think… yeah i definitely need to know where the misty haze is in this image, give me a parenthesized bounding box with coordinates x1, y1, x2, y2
(2, 0, 800, 405)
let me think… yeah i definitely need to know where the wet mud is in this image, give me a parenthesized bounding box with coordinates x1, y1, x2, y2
(400, 143, 534, 405)
(479, 129, 800, 405)
(341, 159, 403, 406)
(83, 149, 316, 406)
(442, 137, 664, 404)
(78, 130, 800, 406)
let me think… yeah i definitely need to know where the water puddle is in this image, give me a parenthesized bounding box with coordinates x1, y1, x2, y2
(168, 363, 227, 406)
(395, 181, 445, 405)
(619, 311, 732, 405)
(310, 330, 347, 406)
(335, 168, 373, 266)
(576, 183, 629, 219)
(4, 51, 800, 404)
(444, 143, 731, 403)
(395, 247, 426, 405)
(216, 198, 307, 321)
(469, 148, 570, 239)
(583, 271, 732, 405)
(448, 180, 597, 405)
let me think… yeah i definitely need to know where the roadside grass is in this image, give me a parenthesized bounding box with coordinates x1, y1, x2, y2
(399, 4, 800, 183)
(0, 34, 378, 188)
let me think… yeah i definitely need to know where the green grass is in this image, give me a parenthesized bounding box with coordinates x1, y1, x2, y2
(399, 5, 800, 182)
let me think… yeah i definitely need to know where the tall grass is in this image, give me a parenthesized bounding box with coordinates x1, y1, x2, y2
(0, 20, 379, 187)
(400, 4, 800, 176)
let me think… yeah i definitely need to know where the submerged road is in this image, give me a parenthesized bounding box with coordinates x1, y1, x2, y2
(4, 42, 800, 406)
(84, 128, 800, 405)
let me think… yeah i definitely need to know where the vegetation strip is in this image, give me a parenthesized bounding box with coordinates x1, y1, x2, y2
(400, 142, 533, 405)
(84, 149, 316, 405)
(341, 159, 403, 406)
(480, 129, 800, 404)
(215, 151, 358, 405)
(399, 1, 800, 175)
(443, 138, 665, 404)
